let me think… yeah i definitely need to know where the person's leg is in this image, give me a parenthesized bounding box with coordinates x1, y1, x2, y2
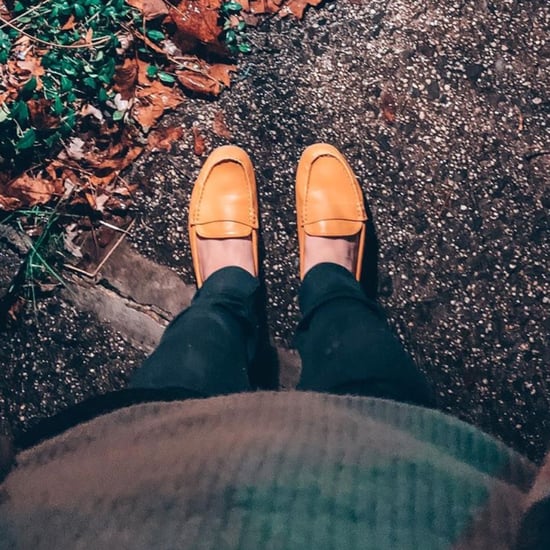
(129, 266, 259, 397)
(294, 143, 434, 407)
(295, 262, 435, 407)
(130, 145, 261, 398)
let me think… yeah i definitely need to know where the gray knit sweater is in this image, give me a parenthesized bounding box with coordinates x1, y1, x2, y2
(0, 392, 543, 549)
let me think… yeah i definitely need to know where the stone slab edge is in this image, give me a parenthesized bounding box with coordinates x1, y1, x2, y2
(63, 241, 303, 383)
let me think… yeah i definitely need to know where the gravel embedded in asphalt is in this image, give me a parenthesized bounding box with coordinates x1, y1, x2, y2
(1, 0, 549, 461)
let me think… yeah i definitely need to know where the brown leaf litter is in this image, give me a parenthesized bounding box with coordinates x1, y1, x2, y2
(0, 0, 324, 216)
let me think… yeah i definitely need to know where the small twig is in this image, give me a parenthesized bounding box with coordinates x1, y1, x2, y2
(514, 106, 524, 133)
(90, 223, 100, 258)
(114, 175, 136, 199)
(0, 15, 112, 49)
(0, 3, 44, 31)
(525, 150, 550, 161)
(99, 220, 132, 233)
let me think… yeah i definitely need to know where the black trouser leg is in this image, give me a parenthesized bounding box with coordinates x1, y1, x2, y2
(18, 267, 260, 448)
(129, 266, 259, 397)
(295, 263, 435, 407)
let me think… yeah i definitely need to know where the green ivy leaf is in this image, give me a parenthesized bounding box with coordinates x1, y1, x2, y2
(40, 52, 56, 69)
(146, 65, 158, 78)
(224, 2, 243, 11)
(74, 4, 86, 18)
(146, 29, 165, 42)
(16, 129, 36, 150)
(12, 101, 29, 123)
(52, 96, 64, 116)
(44, 131, 62, 148)
(158, 71, 175, 83)
(60, 75, 73, 92)
(22, 77, 37, 94)
(225, 30, 236, 44)
(98, 88, 109, 103)
(83, 76, 97, 89)
(59, 3, 72, 17)
(13, 1, 25, 14)
(113, 110, 125, 121)
(61, 62, 77, 76)
(238, 41, 252, 53)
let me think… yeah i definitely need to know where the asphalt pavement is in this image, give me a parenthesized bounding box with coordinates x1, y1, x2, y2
(1, 0, 548, 462)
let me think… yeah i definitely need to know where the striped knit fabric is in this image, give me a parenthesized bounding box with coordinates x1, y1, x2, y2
(0, 392, 537, 549)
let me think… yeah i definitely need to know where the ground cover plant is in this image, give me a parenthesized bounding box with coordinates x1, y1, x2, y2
(0, 0, 321, 303)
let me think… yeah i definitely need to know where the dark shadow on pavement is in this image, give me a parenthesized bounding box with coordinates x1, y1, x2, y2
(359, 199, 379, 301)
(249, 226, 279, 390)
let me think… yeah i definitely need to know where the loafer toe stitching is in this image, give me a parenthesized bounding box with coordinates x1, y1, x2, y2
(296, 143, 367, 281)
(302, 155, 365, 233)
(193, 158, 257, 231)
(189, 146, 258, 286)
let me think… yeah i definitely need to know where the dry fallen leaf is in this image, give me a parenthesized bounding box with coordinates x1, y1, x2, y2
(84, 27, 94, 45)
(5, 173, 63, 206)
(246, 0, 282, 15)
(213, 111, 232, 139)
(27, 98, 59, 130)
(208, 63, 237, 88)
(133, 102, 172, 132)
(193, 125, 206, 156)
(14, 57, 45, 78)
(175, 61, 236, 96)
(63, 137, 86, 161)
(112, 181, 138, 197)
(125, 0, 169, 19)
(85, 192, 110, 212)
(244, 0, 319, 18)
(0, 0, 11, 20)
(147, 126, 184, 151)
(0, 194, 21, 210)
(86, 141, 143, 172)
(284, 0, 323, 18)
(44, 127, 146, 195)
(114, 57, 139, 100)
(8, 296, 26, 321)
(0, 0, 326, 216)
(176, 70, 221, 95)
(133, 78, 185, 131)
(80, 104, 105, 123)
(168, 0, 224, 53)
(5, 56, 46, 94)
(61, 14, 76, 30)
(380, 90, 396, 123)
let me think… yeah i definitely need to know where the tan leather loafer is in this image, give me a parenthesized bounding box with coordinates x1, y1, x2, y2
(188, 145, 259, 287)
(296, 143, 367, 280)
